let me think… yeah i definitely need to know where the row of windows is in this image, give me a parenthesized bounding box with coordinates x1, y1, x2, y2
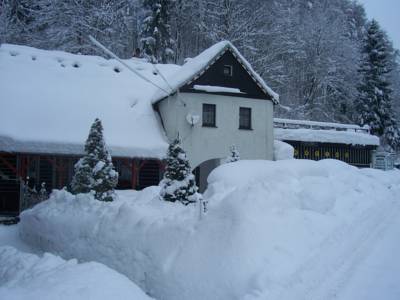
(202, 104, 252, 130)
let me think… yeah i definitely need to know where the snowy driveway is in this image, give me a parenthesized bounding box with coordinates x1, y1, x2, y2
(337, 204, 400, 300)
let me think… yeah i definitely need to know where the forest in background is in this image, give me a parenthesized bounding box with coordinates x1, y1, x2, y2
(1, 0, 399, 148)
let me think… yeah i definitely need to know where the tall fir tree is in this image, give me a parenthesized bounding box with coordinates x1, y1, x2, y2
(140, 0, 174, 63)
(160, 137, 200, 205)
(355, 20, 399, 149)
(70, 118, 119, 201)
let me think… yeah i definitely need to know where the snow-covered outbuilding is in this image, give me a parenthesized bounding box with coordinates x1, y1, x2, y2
(0, 41, 278, 215)
(274, 118, 380, 167)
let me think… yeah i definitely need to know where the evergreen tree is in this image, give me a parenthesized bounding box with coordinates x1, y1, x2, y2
(355, 20, 400, 149)
(70, 118, 119, 201)
(140, 0, 174, 63)
(160, 137, 200, 205)
(225, 145, 240, 163)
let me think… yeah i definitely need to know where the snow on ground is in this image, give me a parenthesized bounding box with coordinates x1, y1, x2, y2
(0, 225, 35, 254)
(18, 159, 400, 300)
(0, 246, 153, 300)
(337, 206, 400, 300)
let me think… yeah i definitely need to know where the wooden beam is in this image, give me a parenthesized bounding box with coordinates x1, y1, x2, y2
(131, 159, 138, 190)
(0, 154, 17, 175)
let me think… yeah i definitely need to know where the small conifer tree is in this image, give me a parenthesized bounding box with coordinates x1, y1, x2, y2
(225, 145, 240, 163)
(70, 118, 118, 201)
(160, 137, 200, 205)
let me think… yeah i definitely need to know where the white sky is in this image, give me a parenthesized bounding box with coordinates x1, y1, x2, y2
(358, 0, 400, 50)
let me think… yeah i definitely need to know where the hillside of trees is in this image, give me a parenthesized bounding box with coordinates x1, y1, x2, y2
(1, 0, 399, 148)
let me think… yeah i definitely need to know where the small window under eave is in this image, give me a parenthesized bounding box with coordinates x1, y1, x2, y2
(223, 65, 233, 77)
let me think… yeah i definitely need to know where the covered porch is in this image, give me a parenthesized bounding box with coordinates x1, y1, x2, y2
(0, 152, 164, 216)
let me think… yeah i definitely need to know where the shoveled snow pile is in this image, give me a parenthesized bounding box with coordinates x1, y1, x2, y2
(0, 246, 152, 300)
(19, 160, 400, 300)
(274, 140, 294, 160)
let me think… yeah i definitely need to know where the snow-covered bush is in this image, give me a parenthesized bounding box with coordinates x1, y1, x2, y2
(159, 138, 200, 205)
(225, 145, 240, 163)
(70, 118, 118, 201)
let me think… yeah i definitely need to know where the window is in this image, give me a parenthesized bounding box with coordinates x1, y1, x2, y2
(239, 107, 252, 130)
(202, 104, 216, 127)
(223, 65, 233, 76)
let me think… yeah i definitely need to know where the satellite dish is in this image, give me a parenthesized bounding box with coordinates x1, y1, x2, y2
(186, 113, 200, 126)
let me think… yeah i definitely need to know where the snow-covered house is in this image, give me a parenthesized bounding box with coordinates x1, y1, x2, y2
(274, 118, 380, 167)
(0, 41, 278, 215)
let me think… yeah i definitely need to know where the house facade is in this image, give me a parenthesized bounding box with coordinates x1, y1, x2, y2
(154, 42, 278, 189)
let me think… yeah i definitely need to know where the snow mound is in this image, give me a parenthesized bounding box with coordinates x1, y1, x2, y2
(19, 160, 400, 300)
(274, 140, 294, 160)
(0, 246, 152, 300)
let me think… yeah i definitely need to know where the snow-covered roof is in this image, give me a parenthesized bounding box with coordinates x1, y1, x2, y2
(0, 44, 181, 158)
(151, 41, 279, 104)
(274, 118, 380, 146)
(0, 42, 277, 157)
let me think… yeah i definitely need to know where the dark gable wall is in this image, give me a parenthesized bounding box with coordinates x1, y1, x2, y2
(180, 50, 272, 100)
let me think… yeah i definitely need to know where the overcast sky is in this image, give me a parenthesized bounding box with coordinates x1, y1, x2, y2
(358, 0, 400, 50)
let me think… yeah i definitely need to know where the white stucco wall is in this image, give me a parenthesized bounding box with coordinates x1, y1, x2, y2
(158, 92, 274, 169)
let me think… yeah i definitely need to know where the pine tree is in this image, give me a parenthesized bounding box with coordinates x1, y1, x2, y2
(355, 20, 400, 149)
(160, 137, 200, 205)
(140, 0, 174, 63)
(225, 145, 240, 163)
(70, 118, 119, 201)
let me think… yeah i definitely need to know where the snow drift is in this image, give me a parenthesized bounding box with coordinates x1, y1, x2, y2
(274, 140, 294, 160)
(19, 160, 400, 300)
(0, 246, 152, 300)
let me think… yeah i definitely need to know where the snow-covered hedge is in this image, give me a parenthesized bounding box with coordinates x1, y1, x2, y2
(19, 160, 400, 300)
(0, 246, 152, 300)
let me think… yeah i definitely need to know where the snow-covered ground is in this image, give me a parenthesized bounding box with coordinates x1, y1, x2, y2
(0, 246, 152, 300)
(0, 225, 35, 254)
(13, 159, 400, 300)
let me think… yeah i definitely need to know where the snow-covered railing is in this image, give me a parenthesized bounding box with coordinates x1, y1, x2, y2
(274, 118, 370, 134)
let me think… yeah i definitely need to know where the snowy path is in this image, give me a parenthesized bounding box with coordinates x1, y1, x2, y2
(268, 191, 400, 300)
(336, 203, 400, 300)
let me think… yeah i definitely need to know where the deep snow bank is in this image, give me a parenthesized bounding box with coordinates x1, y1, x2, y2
(0, 246, 152, 300)
(19, 160, 400, 300)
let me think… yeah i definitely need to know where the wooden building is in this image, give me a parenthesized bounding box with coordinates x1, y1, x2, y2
(274, 118, 380, 168)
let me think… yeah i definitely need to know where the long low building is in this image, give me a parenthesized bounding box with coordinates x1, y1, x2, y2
(274, 118, 380, 167)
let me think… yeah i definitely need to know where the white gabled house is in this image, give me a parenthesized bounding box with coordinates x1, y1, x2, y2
(152, 42, 279, 189)
(0, 41, 278, 215)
